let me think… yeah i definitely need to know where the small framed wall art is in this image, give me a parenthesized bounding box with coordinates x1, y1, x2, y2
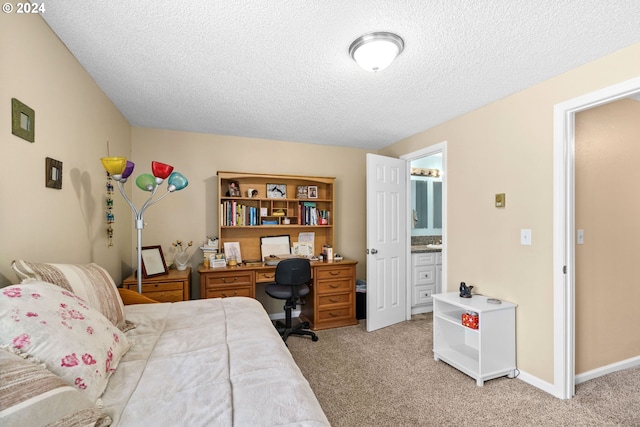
(45, 157, 63, 189)
(11, 98, 35, 142)
(267, 183, 286, 198)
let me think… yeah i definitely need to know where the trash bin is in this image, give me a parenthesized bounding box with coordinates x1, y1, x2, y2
(356, 279, 366, 320)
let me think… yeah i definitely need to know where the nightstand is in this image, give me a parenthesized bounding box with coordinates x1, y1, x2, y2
(122, 268, 191, 302)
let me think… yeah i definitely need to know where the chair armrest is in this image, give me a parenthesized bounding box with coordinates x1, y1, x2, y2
(118, 288, 160, 305)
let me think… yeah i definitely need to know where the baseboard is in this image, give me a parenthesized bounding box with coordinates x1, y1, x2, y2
(514, 369, 560, 398)
(268, 309, 301, 321)
(575, 355, 640, 385)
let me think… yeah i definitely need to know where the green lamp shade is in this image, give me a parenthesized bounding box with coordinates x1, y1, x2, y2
(100, 157, 127, 175)
(167, 172, 188, 191)
(135, 173, 156, 191)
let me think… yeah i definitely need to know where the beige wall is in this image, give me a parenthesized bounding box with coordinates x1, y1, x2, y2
(380, 43, 640, 383)
(575, 99, 640, 373)
(0, 7, 132, 287)
(130, 127, 371, 310)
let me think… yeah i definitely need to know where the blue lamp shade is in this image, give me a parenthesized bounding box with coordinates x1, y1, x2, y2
(135, 173, 156, 191)
(167, 172, 188, 191)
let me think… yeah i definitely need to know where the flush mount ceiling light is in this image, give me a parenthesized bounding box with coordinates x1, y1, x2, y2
(349, 32, 404, 72)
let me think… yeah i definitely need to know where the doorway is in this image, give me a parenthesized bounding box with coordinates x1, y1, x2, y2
(553, 76, 640, 399)
(401, 142, 447, 318)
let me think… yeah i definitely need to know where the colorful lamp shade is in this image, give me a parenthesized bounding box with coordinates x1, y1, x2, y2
(100, 157, 127, 176)
(151, 161, 174, 179)
(122, 161, 135, 179)
(167, 172, 189, 192)
(135, 173, 157, 191)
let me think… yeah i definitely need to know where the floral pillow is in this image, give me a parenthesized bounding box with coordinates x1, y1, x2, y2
(0, 348, 112, 427)
(0, 281, 131, 403)
(11, 260, 131, 332)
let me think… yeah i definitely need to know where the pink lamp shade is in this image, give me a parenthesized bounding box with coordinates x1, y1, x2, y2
(151, 161, 174, 179)
(135, 173, 156, 191)
(167, 172, 188, 192)
(100, 157, 127, 176)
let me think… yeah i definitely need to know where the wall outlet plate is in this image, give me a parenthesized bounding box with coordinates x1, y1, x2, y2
(495, 193, 506, 208)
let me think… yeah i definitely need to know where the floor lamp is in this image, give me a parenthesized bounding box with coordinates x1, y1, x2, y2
(100, 157, 188, 293)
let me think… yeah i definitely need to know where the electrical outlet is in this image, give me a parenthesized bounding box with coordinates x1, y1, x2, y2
(495, 193, 506, 208)
(521, 229, 532, 245)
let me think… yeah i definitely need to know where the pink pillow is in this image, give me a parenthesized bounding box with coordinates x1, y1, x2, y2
(0, 281, 131, 402)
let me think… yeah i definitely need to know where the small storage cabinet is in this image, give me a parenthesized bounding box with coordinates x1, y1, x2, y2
(432, 292, 516, 386)
(122, 268, 191, 302)
(411, 251, 442, 314)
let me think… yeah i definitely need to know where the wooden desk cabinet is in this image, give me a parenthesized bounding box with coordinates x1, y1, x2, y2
(198, 260, 358, 331)
(122, 268, 191, 302)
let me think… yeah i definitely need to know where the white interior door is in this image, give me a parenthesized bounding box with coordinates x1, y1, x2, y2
(366, 153, 407, 332)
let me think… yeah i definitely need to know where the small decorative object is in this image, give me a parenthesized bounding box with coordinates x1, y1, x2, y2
(307, 185, 318, 199)
(141, 245, 168, 278)
(246, 188, 258, 198)
(11, 98, 35, 142)
(172, 240, 193, 271)
(459, 282, 474, 298)
(45, 157, 62, 189)
(461, 311, 479, 329)
(223, 241, 242, 263)
(267, 183, 286, 198)
(106, 170, 115, 247)
(227, 180, 240, 197)
(296, 186, 308, 198)
(210, 253, 226, 268)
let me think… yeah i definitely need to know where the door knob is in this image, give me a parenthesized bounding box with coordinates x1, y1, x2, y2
(370, 248, 378, 254)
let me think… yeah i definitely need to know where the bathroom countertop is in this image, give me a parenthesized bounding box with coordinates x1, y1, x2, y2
(411, 245, 442, 253)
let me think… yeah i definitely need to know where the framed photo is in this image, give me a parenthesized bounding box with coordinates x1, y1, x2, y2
(45, 157, 62, 189)
(267, 183, 286, 198)
(296, 185, 308, 199)
(227, 180, 241, 197)
(223, 241, 242, 263)
(141, 245, 168, 278)
(11, 98, 35, 143)
(307, 185, 318, 199)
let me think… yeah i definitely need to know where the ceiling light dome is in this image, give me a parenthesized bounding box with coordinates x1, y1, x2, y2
(349, 32, 404, 72)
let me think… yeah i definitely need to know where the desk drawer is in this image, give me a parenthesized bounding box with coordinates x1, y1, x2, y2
(204, 272, 252, 286)
(255, 270, 276, 283)
(317, 278, 353, 294)
(205, 286, 253, 299)
(136, 282, 183, 293)
(318, 306, 354, 322)
(316, 266, 353, 280)
(318, 292, 353, 308)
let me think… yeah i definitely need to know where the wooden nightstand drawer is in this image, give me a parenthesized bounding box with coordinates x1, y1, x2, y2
(138, 282, 183, 293)
(318, 292, 353, 307)
(317, 278, 353, 294)
(316, 266, 353, 280)
(122, 268, 190, 302)
(204, 272, 252, 286)
(145, 289, 184, 303)
(205, 286, 253, 299)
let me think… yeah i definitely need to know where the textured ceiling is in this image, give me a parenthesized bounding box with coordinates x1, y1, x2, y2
(41, 1, 640, 150)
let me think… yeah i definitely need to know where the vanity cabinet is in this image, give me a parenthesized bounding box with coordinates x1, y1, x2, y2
(433, 292, 517, 386)
(411, 251, 442, 314)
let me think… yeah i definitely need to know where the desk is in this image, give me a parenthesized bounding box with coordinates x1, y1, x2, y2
(199, 259, 358, 330)
(122, 268, 191, 302)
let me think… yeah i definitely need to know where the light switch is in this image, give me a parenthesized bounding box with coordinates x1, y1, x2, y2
(521, 229, 532, 245)
(495, 193, 506, 208)
(577, 229, 584, 245)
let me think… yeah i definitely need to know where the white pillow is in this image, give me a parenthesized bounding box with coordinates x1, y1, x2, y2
(11, 260, 131, 331)
(0, 281, 131, 402)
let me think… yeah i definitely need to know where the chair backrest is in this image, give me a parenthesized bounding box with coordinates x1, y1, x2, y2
(275, 258, 311, 287)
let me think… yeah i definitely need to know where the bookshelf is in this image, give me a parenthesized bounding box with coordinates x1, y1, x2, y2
(217, 171, 335, 261)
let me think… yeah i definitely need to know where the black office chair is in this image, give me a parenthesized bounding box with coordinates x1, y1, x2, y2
(265, 258, 319, 343)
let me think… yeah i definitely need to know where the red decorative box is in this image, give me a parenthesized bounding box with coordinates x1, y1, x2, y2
(461, 312, 479, 329)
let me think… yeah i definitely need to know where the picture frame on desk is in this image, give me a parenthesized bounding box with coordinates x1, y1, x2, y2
(141, 245, 168, 278)
(209, 253, 227, 268)
(307, 185, 318, 199)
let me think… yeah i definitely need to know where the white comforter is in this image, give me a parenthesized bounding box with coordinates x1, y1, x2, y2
(101, 297, 330, 426)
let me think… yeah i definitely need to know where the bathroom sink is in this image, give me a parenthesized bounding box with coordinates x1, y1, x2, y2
(426, 244, 442, 249)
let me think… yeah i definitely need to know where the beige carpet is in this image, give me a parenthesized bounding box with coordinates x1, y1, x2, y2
(287, 313, 640, 426)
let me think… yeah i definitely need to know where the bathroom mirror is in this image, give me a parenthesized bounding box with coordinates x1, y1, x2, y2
(411, 154, 442, 236)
